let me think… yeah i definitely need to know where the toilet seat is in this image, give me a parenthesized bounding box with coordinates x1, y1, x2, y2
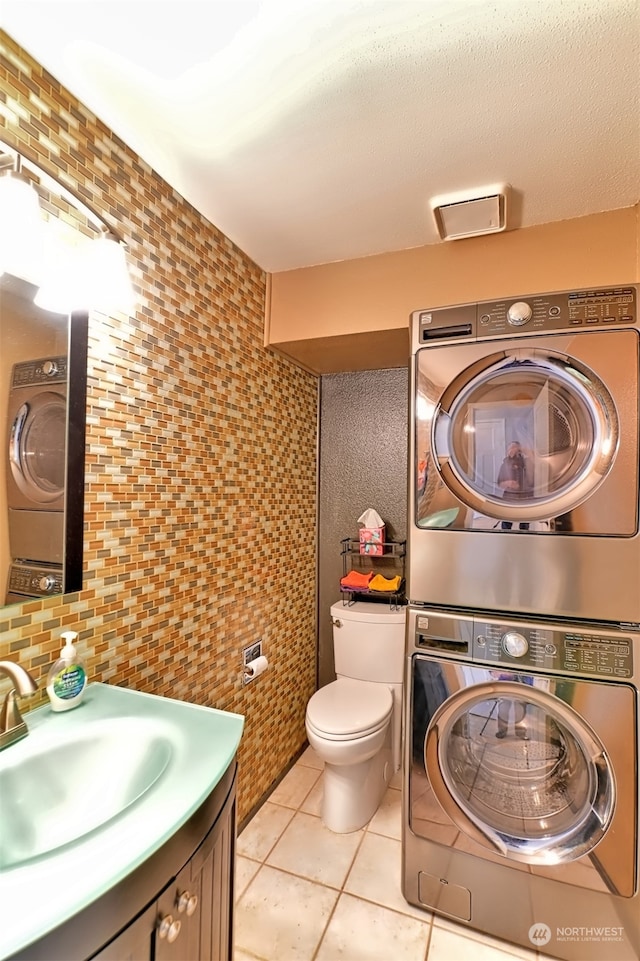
(306, 678, 392, 741)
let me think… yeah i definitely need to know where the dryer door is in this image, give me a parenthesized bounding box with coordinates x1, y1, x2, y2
(430, 347, 619, 524)
(424, 679, 616, 866)
(9, 391, 67, 508)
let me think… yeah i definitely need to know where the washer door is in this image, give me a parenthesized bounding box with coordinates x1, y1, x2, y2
(425, 681, 615, 864)
(431, 348, 619, 523)
(9, 391, 67, 506)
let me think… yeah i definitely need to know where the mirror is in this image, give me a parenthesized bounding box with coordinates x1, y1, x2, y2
(0, 273, 88, 608)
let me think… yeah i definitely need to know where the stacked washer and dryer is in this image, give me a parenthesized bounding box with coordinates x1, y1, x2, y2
(5, 357, 69, 603)
(403, 286, 640, 961)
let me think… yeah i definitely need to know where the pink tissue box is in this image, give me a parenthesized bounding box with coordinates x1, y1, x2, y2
(359, 526, 386, 555)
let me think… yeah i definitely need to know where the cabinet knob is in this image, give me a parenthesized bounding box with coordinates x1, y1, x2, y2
(158, 914, 181, 943)
(178, 891, 198, 916)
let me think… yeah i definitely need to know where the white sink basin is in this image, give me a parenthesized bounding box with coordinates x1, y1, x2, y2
(0, 717, 172, 868)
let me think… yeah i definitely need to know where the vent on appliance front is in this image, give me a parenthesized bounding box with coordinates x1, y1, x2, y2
(430, 183, 510, 241)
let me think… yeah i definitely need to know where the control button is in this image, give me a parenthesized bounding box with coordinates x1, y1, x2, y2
(502, 631, 529, 658)
(476, 635, 486, 647)
(507, 302, 533, 327)
(548, 306, 561, 317)
(621, 315, 633, 322)
(479, 314, 490, 326)
(544, 643, 557, 655)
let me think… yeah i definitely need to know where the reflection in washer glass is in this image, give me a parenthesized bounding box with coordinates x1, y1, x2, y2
(448, 368, 595, 504)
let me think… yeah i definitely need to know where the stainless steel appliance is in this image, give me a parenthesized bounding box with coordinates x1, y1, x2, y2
(6, 356, 67, 566)
(5, 560, 64, 604)
(403, 607, 639, 961)
(408, 285, 639, 624)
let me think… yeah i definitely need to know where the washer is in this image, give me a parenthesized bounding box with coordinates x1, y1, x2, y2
(402, 606, 639, 961)
(6, 356, 67, 565)
(408, 285, 640, 624)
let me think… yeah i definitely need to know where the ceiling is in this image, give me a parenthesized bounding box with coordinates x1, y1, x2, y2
(1, 1, 639, 274)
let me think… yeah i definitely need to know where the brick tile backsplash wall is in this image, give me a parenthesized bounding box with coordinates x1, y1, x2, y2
(0, 32, 318, 819)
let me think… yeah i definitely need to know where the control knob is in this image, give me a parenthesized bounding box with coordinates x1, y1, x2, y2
(502, 631, 529, 658)
(42, 360, 59, 376)
(507, 302, 533, 327)
(38, 574, 58, 593)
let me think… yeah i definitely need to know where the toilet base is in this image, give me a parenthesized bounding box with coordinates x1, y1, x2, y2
(321, 745, 391, 833)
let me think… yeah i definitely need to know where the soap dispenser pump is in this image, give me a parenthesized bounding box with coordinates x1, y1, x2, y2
(46, 630, 87, 712)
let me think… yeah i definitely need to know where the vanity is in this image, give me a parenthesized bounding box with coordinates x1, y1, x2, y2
(0, 684, 244, 961)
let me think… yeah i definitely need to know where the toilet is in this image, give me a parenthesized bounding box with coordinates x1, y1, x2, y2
(305, 601, 406, 833)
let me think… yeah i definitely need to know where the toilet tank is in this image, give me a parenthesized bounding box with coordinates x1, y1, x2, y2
(331, 601, 406, 684)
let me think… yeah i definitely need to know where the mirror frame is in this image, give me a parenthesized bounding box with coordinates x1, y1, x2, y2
(63, 311, 89, 596)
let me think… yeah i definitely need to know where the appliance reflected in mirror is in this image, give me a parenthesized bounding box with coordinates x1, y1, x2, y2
(0, 273, 88, 608)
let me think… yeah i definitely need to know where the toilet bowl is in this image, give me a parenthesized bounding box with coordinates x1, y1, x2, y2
(305, 601, 406, 833)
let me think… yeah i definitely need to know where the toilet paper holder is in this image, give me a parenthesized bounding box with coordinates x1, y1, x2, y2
(243, 655, 269, 685)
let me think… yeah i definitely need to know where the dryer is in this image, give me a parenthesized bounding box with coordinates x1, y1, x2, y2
(408, 285, 639, 624)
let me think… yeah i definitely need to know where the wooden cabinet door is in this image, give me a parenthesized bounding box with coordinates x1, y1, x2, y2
(89, 902, 156, 960)
(154, 861, 202, 961)
(190, 791, 236, 961)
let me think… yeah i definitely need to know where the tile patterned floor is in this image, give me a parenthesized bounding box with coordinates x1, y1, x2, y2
(234, 747, 547, 961)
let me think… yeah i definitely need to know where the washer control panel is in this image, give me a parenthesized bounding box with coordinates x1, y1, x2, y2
(411, 608, 634, 680)
(473, 618, 633, 679)
(8, 563, 64, 598)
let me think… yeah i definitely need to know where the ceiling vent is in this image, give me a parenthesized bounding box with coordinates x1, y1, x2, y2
(430, 183, 510, 241)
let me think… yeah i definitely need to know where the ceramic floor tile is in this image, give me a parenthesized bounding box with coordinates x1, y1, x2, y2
(235, 856, 261, 901)
(269, 763, 322, 809)
(299, 773, 323, 816)
(367, 785, 402, 839)
(345, 832, 432, 922)
(267, 810, 363, 888)
(297, 745, 324, 770)
(233, 949, 261, 961)
(316, 892, 431, 961)
(235, 864, 339, 961)
(237, 801, 295, 862)
(429, 920, 539, 960)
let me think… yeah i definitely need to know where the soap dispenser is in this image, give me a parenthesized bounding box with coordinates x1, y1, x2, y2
(46, 630, 87, 712)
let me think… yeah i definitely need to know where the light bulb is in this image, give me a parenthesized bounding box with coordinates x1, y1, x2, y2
(0, 173, 45, 284)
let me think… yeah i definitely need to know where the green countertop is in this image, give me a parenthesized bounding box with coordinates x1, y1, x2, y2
(0, 682, 244, 959)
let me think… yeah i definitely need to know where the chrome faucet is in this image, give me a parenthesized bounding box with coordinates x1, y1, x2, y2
(0, 660, 38, 750)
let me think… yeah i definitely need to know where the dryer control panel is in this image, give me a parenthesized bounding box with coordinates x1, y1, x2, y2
(412, 284, 638, 349)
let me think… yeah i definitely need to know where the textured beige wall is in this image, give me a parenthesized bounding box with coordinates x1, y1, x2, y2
(268, 205, 639, 373)
(0, 32, 318, 820)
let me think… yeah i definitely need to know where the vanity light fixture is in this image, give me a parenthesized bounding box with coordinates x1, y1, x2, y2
(0, 155, 45, 285)
(0, 140, 135, 316)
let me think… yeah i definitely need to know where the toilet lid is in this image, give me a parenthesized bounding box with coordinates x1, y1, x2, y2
(306, 678, 393, 738)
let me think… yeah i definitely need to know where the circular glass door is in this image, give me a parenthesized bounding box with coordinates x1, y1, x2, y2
(424, 681, 615, 864)
(431, 349, 619, 522)
(9, 392, 67, 504)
